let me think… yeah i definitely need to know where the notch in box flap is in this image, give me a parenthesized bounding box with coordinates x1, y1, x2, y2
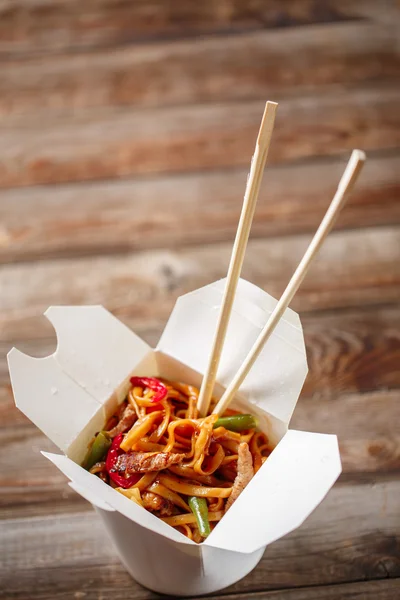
(205, 430, 341, 553)
(158, 279, 307, 424)
(8, 349, 102, 457)
(46, 306, 151, 404)
(43, 452, 195, 546)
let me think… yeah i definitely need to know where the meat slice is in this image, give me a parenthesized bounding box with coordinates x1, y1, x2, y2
(225, 442, 254, 512)
(116, 451, 184, 473)
(142, 492, 174, 516)
(108, 405, 137, 437)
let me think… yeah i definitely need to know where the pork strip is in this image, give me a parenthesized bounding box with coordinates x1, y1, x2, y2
(225, 442, 254, 512)
(142, 491, 174, 516)
(116, 451, 184, 473)
(108, 405, 137, 437)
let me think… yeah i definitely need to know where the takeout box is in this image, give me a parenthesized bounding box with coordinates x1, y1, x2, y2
(8, 278, 341, 596)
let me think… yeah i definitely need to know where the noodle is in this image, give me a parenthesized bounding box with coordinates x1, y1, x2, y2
(116, 487, 143, 507)
(168, 464, 224, 487)
(195, 443, 225, 475)
(132, 440, 165, 452)
(221, 454, 238, 465)
(148, 482, 190, 511)
(127, 390, 144, 419)
(89, 461, 106, 474)
(133, 471, 159, 491)
(250, 432, 271, 474)
(159, 474, 232, 498)
(120, 411, 162, 451)
(84, 377, 271, 543)
(161, 511, 224, 526)
(208, 496, 224, 512)
(192, 527, 203, 543)
(149, 399, 171, 442)
(176, 524, 193, 539)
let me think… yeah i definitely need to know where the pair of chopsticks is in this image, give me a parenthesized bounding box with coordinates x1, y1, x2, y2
(197, 101, 366, 417)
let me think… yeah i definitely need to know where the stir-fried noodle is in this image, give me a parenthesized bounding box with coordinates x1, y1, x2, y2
(83, 377, 271, 542)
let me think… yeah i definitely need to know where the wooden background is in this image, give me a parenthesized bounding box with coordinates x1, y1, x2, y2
(1, 1, 400, 598)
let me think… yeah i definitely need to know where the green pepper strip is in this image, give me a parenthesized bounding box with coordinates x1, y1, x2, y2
(82, 431, 112, 471)
(213, 414, 258, 433)
(188, 496, 211, 538)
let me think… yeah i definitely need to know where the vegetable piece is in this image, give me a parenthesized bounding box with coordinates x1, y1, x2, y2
(105, 433, 140, 488)
(82, 431, 111, 471)
(130, 377, 168, 403)
(188, 496, 211, 537)
(213, 414, 258, 432)
(161, 511, 223, 527)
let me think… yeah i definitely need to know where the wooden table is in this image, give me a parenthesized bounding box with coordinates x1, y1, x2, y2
(1, 1, 400, 598)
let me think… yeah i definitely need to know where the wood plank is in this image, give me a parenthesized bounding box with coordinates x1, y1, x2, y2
(202, 580, 400, 600)
(2, 579, 399, 600)
(301, 304, 400, 398)
(293, 390, 400, 476)
(335, 0, 400, 25)
(0, 0, 378, 58)
(1, 387, 399, 519)
(0, 427, 83, 518)
(1, 22, 399, 119)
(1, 226, 399, 343)
(1, 480, 399, 598)
(0, 152, 399, 264)
(1, 84, 399, 188)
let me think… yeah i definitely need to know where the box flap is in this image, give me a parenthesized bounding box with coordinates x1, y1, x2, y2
(7, 349, 103, 457)
(46, 306, 151, 404)
(158, 279, 307, 424)
(204, 430, 341, 553)
(8, 306, 152, 460)
(68, 481, 115, 512)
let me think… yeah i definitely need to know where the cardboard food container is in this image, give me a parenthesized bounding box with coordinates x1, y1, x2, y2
(8, 277, 341, 597)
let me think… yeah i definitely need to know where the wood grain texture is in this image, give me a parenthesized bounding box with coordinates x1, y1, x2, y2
(1, 21, 399, 118)
(294, 391, 400, 476)
(301, 305, 400, 398)
(198, 580, 400, 600)
(0, 152, 399, 264)
(1, 226, 399, 343)
(2, 579, 398, 600)
(1, 84, 399, 188)
(1, 480, 399, 598)
(0, 0, 381, 58)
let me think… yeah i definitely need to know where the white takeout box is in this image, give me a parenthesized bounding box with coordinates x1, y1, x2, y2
(8, 278, 341, 596)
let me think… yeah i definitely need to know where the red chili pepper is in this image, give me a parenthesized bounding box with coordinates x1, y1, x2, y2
(105, 433, 140, 489)
(130, 376, 168, 403)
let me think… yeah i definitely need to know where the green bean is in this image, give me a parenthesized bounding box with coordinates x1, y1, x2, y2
(213, 414, 258, 432)
(82, 431, 112, 471)
(188, 496, 211, 537)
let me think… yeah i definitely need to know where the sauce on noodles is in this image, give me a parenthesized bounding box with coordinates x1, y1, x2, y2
(83, 377, 271, 543)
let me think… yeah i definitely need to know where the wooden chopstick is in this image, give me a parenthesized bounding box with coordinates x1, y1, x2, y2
(213, 149, 366, 416)
(196, 101, 278, 417)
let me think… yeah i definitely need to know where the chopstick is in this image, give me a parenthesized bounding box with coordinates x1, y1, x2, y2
(196, 101, 278, 417)
(213, 149, 366, 416)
